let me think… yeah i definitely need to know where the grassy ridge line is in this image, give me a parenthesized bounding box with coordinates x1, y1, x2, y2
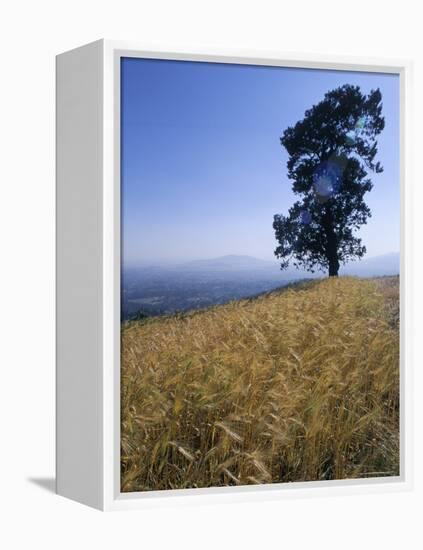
(121, 277, 399, 492)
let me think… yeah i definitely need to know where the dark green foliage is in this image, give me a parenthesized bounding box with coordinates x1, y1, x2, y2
(273, 85, 385, 276)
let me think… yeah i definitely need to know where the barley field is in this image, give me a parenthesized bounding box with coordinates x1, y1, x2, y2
(121, 276, 399, 492)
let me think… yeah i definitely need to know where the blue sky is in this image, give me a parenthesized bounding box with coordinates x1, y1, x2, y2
(121, 57, 400, 266)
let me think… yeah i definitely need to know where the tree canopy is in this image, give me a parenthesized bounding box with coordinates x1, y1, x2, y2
(273, 84, 385, 276)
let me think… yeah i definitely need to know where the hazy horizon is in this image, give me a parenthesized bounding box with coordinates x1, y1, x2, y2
(122, 250, 400, 270)
(121, 59, 400, 267)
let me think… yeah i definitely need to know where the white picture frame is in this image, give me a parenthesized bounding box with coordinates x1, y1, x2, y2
(56, 39, 413, 511)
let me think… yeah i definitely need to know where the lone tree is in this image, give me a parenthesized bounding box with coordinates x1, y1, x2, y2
(273, 84, 384, 277)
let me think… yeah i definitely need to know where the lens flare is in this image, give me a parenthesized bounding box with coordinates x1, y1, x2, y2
(345, 130, 356, 146)
(312, 160, 343, 202)
(355, 116, 367, 130)
(299, 209, 312, 224)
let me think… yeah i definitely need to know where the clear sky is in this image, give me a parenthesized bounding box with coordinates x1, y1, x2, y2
(121, 57, 400, 266)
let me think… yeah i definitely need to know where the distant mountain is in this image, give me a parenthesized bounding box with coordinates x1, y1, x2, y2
(124, 252, 400, 278)
(177, 252, 400, 277)
(341, 252, 400, 277)
(179, 255, 279, 272)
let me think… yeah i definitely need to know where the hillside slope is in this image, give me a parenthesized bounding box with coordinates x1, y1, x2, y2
(121, 277, 399, 492)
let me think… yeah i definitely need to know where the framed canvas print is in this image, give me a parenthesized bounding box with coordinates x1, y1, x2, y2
(56, 40, 413, 510)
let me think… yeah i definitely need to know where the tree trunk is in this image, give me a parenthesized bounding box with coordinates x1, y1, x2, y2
(328, 256, 339, 277)
(323, 206, 339, 277)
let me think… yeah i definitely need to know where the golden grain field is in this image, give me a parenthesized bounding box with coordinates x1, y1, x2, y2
(121, 276, 399, 492)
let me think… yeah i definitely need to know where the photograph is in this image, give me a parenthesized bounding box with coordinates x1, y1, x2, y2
(2, 0, 420, 541)
(120, 57, 400, 493)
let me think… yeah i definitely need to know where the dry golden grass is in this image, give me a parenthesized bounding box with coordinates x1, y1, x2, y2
(121, 276, 399, 492)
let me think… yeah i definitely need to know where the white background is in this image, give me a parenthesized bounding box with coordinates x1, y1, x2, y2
(0, 0, 421, 548)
